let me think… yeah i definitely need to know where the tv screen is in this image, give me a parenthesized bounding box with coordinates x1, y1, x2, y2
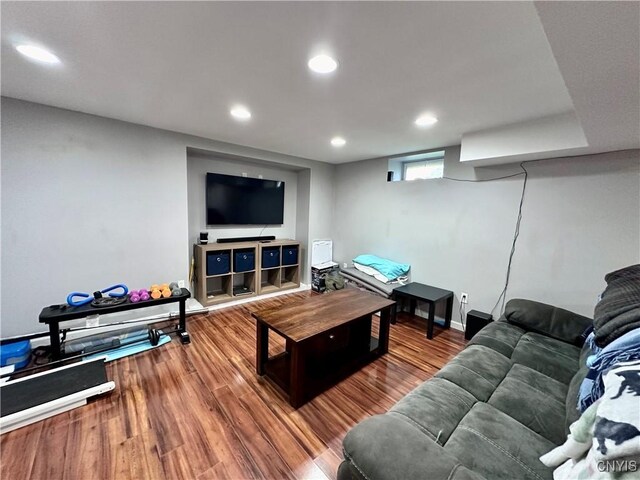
(206, 173, 285, 225)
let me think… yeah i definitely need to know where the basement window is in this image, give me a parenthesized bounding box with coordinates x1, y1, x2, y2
(387, 150, 445, 182)
(403, 158, 444, 180)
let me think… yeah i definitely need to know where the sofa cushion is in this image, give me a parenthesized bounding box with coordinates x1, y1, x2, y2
(342, 414, 487, 480)
(444, 403, 555, 480)
(467, 320, 525, 358)
(505, 298, 593, 345)
(488, 364, 567, 445)
(389, 377, 477, 445)
(511, 332, 580, 384)
(434, 345, 512, 401)
(565, 362, 589, 433)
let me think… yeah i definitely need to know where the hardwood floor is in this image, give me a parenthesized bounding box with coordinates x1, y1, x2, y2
(1, 290, 466, 480)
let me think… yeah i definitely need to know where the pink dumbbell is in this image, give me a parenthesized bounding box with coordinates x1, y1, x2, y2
(130, 289, 150, 303)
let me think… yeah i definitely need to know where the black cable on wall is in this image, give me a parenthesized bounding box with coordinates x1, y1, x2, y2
(441, 162, 530, 320)
(489, 162, 529, 318)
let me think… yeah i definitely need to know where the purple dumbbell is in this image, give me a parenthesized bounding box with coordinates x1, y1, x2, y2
(139, 290, 150, 301)
(130, 291, 141, 303)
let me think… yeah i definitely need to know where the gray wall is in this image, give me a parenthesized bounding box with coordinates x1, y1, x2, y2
(332, 148, 640, 318)
(186, 152, 299, 245)
(308, 163, 336, 250)
(3, 95, 638, 338)
(1, 97, 334, 337)
(295, 169, 312, 278)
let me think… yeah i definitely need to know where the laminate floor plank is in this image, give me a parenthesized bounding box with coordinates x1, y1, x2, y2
(0, 420, 43, 479)
(314, 448, 343, 480)
(160, 445, 198, 479)
(238, 391, 329, 480)
(64, 419, 113, 480)
(263, 399, 328, 459)
(183, 378, 266, 480)
(1, 290, 466, 480)
(126, 429, 165, 480)
(29, 417, 69, 480)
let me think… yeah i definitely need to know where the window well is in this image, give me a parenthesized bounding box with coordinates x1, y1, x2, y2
(387, 150, 445, 182)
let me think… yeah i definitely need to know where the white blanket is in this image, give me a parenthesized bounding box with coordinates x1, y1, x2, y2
(353, 262, 392, 284)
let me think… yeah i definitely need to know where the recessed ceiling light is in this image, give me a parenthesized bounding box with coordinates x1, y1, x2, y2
(331, 137, 346, 147)
(308, 54, 338, 74)
(415, 114, 438, 127)
(15, 44, 60, 64)
(230, 105, 251, 121)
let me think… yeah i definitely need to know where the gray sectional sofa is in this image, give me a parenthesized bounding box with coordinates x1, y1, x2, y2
(338, 299, 593, 480)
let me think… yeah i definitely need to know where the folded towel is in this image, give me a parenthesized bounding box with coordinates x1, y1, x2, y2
(352, 254, 410, 281)
(594, 264, 640, 348)
(353, 262, 393, 284)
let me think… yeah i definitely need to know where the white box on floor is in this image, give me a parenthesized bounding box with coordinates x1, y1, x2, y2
(311, 240, 338, 293)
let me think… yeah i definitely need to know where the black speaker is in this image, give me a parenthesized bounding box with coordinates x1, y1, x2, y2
(199, 232, 209, 245)
(465, 310, 493, 340)
(217, 235, 276, 243)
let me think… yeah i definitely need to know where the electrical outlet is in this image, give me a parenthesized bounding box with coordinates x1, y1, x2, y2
(343, 262, 348, 268)
(258, 174, 263, 179)
(178, 280, 186, 288)
(460, 292, 469, 304)
(241, 172, 248, 177)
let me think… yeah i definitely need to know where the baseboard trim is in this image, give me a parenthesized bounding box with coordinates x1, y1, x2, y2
(450, 320, 464, 332)
(205, 284, 311, 312)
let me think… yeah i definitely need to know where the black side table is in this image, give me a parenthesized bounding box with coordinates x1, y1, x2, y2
(392, 283, 453, 339)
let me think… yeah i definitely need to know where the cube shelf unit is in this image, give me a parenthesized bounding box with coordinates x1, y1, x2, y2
(194, 239, 301, 307)
(258, 240, 301, 295)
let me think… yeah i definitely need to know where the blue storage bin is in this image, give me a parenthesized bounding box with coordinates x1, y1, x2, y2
(262, 247, 280, 268)
(207, 251, 230, 275)
(282, 246, 298, 266)
(234, 250, 255, 272)
(0, 339, 31, 370)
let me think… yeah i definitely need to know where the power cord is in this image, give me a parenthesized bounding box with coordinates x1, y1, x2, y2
(441, 162, 529, 320)
(437, 150, 618, 320)
(442, 171, 525, 182)
(459, 301, 466, 331)
(488, 162, 529, 318)
(258, 224, 268, 237)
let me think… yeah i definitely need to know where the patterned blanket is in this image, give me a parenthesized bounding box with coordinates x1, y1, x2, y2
(541, 360, 640, 479)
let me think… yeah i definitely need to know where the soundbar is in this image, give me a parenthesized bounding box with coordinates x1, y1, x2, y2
(217, 235, 276, 243)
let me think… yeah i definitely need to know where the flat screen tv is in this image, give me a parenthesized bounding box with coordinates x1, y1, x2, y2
(206, 172, 285, 225)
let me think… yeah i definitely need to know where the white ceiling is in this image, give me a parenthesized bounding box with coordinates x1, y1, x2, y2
(1, 1, 638, 164)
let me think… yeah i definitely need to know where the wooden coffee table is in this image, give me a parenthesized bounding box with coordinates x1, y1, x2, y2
(252, 289, 395, 408)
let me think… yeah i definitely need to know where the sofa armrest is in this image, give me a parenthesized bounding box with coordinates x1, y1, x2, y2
(339, 415, 485, 480)
(504, 298, 592, 346)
